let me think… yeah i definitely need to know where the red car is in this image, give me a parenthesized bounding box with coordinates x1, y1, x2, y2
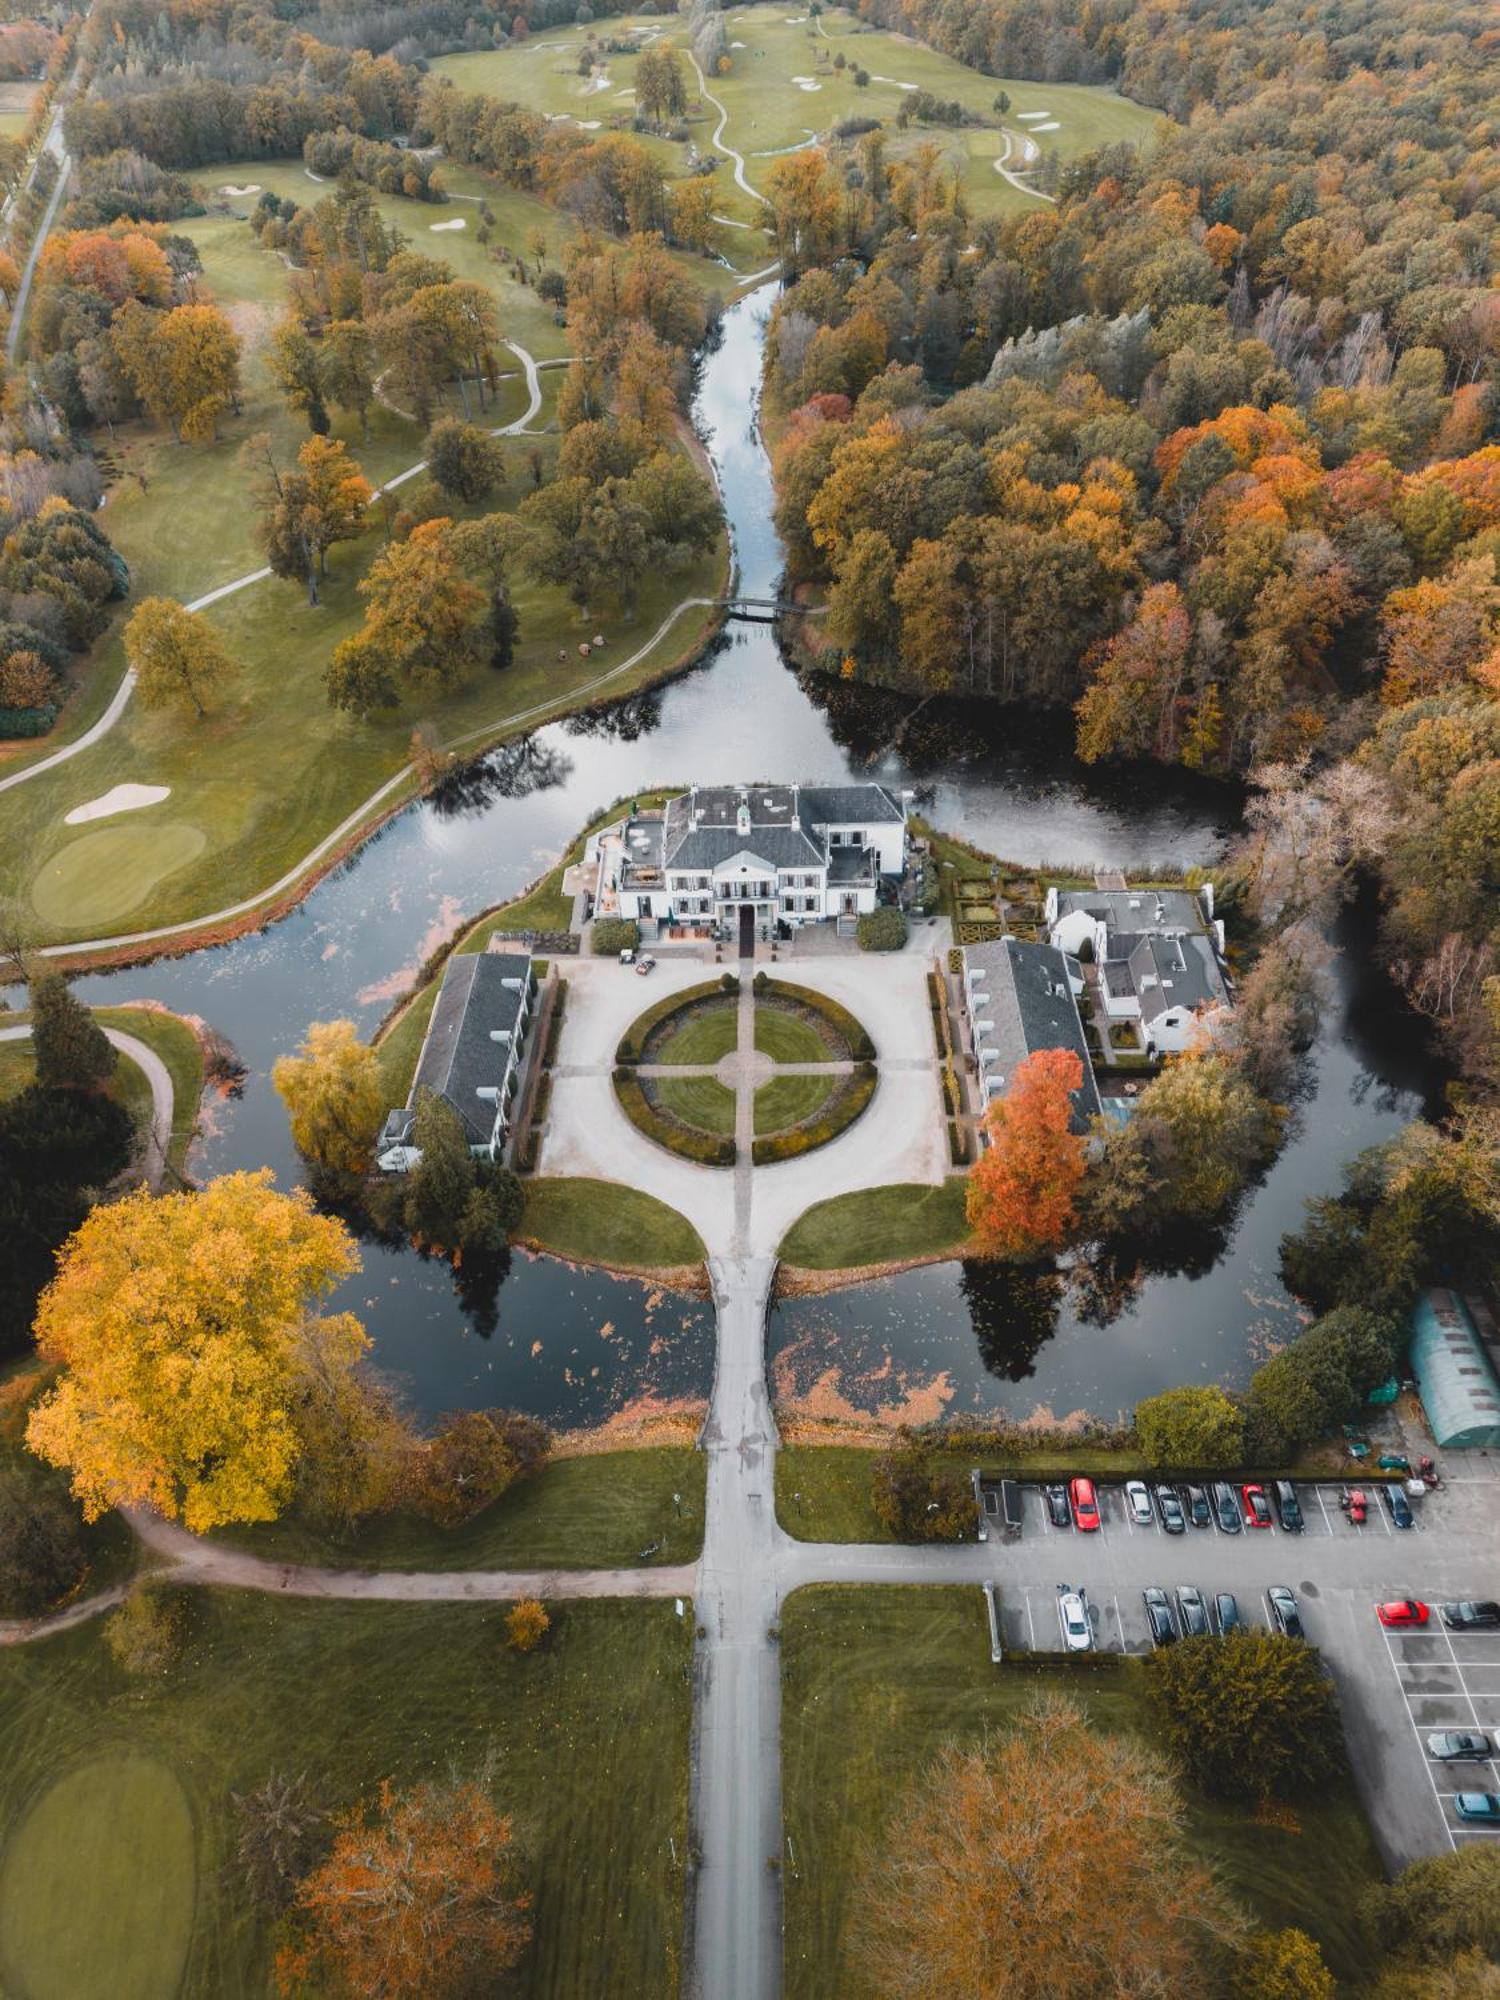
(1378, 1600, 1430, 1628)
(1241, 1482, 1273, 1529)
(1343, 1488, 1368, 1524)
(1069, 1477, 1101, 1532)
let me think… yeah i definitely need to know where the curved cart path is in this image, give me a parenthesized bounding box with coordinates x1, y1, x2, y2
(0, 338, 546, 802)
(690, 52, 767, 206)
(0, 1021, 174, 1184)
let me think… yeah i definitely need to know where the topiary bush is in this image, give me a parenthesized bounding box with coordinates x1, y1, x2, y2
(592, 917, 639, 956)
(752, 1062, 877, 1164)
(857, 908, 908, 951)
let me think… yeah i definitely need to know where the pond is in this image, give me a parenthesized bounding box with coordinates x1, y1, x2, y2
(67, 284, 1444, 1430)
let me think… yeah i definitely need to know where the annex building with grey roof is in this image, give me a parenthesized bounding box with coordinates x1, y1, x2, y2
(960, 936, 1102, 1136)
(377, 950, 536, 1173)
(1046, 879, 1232, 1055)
(592, 782, 909, 941)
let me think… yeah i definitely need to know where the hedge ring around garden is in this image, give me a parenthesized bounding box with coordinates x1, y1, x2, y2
(611, 974, 879, 1169)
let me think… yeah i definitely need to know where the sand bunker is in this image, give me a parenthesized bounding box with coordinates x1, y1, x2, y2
(218, 182, 261, 196)
(791, 76, 822, 90)
(576, 117, 602, 129)
(731, 39, 746, 47)
(872, 75, 918, 90)
(429, 217, 467, 231)
(1033, 119, 1060, 131)
(65, 783, 171, 826)
(1017, 110, 1051, 121)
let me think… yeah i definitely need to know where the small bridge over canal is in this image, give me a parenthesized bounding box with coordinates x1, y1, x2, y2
(716, 596, 828, 624)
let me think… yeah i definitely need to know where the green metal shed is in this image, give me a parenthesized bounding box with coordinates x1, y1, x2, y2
(1410, 1289, 1500, 1450)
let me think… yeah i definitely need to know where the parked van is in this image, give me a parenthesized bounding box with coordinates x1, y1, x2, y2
(1273, 1479, 1304, 1533)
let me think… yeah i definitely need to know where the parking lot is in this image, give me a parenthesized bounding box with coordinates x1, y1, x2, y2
(975, 1472, 1500, 1868)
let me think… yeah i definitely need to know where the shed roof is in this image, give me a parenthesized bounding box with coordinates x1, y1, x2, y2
(1411, 1289, 1500, 1448)
(396, 951, 528, 1146)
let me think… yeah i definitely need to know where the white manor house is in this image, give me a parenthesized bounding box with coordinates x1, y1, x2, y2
(590, 782, 911, 943)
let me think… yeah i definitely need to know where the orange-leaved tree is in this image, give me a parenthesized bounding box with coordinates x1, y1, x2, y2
(965, 1047, 1087, 1259)
(276, 1777, 532, 1998)
(850, 1694, 1246, 1999)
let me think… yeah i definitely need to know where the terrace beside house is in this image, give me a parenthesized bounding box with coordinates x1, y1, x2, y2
(1046, 881, 1231, 1057)
(377, 950, 537, 1173)
(591, 782, 910, 946)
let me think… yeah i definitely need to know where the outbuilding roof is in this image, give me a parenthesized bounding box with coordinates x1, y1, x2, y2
(1411, 1289, 1500, 1449)
(392, 951, 528, 1147)
(965, 936, 1102, 1132)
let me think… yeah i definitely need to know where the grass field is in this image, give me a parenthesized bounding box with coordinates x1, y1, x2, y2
(519, 1175, 706, 1272)
(753, 1004, 830, 1063)
(433, 3, 1160, 222)
(0, 1003, 203, 1176)
(780, 1587, 1385, 1997)
(0, 164, 729, 950)
(0, 1591, 694, 1998)
(777, 1177, 972, 1268)
(654, 1003, 740, 1065)
(653, 1072, 738, 1135)
(754, 1072, 832, 1134)
(222, 1446, 705, 1571)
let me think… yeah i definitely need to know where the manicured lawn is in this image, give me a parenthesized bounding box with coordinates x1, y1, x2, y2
(374, 979, 441, 1105)
(652, 1073, 737, 1135)
(433, 6, 1159, 223)
(0, 1591, 695, 1999)
(780, 1587, 1385, 1999)
(0, 170, 728, 948)
(753, 1004, 830, 1063)
(754, 1072, 833, 1134)
(654, 1002, 739, 1065)
(777, 1178, 972, 1269)
(223, 1447, 706, 1571)
(520, 1176, 706, 1272)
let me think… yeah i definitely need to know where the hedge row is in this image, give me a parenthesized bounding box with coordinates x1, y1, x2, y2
(947, 1118, 969, 1166)
(592, 917, 640, 956)
(542, 979, 568, 1068)
(612, 1067, 736, 1167)
(615, 976, 739, 1064)
(752, 974, 876, 1061)
(751, 1062, 877, 1165)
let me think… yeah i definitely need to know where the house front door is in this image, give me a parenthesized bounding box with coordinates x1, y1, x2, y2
(738, 904, 754, 957)
(840, 893, 857, 916)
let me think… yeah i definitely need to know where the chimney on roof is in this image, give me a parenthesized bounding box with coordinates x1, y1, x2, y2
(736, 788, 750, 837)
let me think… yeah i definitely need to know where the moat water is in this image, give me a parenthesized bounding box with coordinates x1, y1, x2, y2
(68, 286, 1445, 1429)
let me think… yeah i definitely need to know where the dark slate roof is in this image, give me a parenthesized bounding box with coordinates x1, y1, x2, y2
(1127, 933, 1226, 1022)
(797, 783, 905, 826)
(1055, 886, 1206, 934)
(660, 783, 904, 873)
(966, 936, 1101, 1132)
(401, 952, 527, 1145)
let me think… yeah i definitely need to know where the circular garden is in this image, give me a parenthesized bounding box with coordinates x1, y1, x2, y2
(612, 974, 878, 1167)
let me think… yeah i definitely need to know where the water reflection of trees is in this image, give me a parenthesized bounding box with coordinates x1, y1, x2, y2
(563, 687, 665, 742)
(427, 737, 574, 818)
(961, 1260, 1064, 1383)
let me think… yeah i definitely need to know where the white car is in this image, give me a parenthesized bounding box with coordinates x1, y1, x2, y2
(1057, 1588, 1093, 1652)
(1125, 1479, 1153, 1526)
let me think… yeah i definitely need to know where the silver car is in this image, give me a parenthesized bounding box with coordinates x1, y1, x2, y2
(1057, 1588, 1093, 1652)
(1429, 1731, 1492, 1761)
(1124, 1479, 1153, 1526)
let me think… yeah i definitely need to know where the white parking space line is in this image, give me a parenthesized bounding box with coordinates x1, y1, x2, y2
(1314, 1486, 1333, 1535)
(1379, 1620, 1459, 1852)
(1024, 1593, 1037, 1652)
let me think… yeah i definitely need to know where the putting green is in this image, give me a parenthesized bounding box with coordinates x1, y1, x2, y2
(0, 1755, 196, 2000)
(30, 823, 209, 930)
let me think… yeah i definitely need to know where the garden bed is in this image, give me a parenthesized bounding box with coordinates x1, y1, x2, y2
(612, 1067, 735, 1166)
(615, 977, 738, 1065)
(752, 1062, 877, 1165)
(751, 976, 875, 1061)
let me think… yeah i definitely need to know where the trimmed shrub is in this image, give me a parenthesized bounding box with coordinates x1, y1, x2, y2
(857, 908, 907, 951)
(757, 979, 876, 1060)
(542, 979, 568, 1067)
(613, 1067, 736, 1166)
(948, 1117, 969, 1166)
(592, 917, 639, 956)
(752, 1062, 876, 1164)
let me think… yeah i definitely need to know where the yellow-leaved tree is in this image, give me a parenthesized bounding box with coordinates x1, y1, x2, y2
(272, 1019, 386, 1174)
(26, 1171, 370, 1530)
